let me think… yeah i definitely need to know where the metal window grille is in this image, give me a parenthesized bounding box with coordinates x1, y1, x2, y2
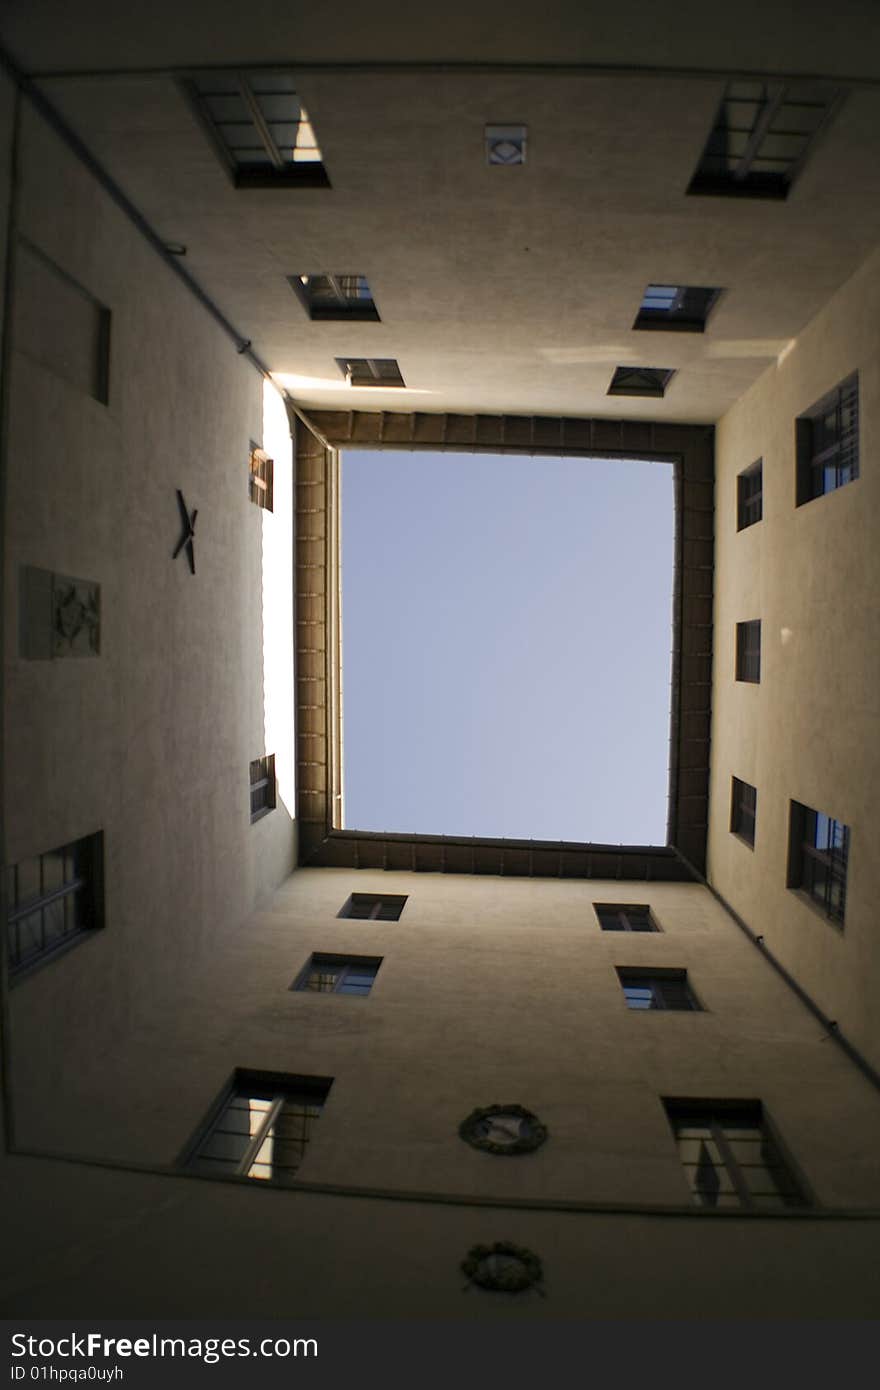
(248, 447, 273, 511)
(186, 1072, 331, 1184)
(595, 904, 658, 933)
(789, 801, 849, 924)
(249, 754, 276, 821)
(293, 953, 382, 996)
(335, 357, 405, 388)
(339, 893, 408, 921)
(736, 460, 763, 529)
(292, 274, 379, 321)
(796, 375, 859, 504)
(617, 969, 699, 1011)
(687, 81, 842, 199)
(6, 832, 104, 979)
(735, 620, 761, 682)
(665, 1100, 809, 1209)
(634, 284, 721, 333)
(730, 777, 757, 847)
(182, 71, 329, 188)
(607, 366, 674, 398)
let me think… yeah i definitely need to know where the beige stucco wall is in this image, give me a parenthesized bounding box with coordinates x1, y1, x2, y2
(11, 869, 880, 1215)
(709, 244, 880, 1072)
(3, 95, 296, 1110)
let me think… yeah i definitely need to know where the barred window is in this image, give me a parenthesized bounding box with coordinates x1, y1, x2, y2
(796, 375, 859, 505)
(617, 968, 699, 1011)
(665, 1100, 809, 1209)
(338, 893, 407, 921)
(787, 801, 849, 925)
(184, 1071, 332, 1184)
(249, 755, 276, 822)
(6, 832, 104, 980)
(730, 777, 757, 847)
(737, 460, 763, 530)
(594, 903, 659, 933)
(292, 953, 382, 996)
(735, 620, 761, 683)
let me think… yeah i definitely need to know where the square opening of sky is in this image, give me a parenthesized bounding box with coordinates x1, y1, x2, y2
(341, 449, 675, 844)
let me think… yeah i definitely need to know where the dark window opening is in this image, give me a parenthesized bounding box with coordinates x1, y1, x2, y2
(617, 968, 700, 1011)
(292, 953, 382, 995)
(787, 801, 849, 925)
(184, 1071, 332, 1184)
(181, 71, 330, 188)
(339, 892, 408, 921)
(730, 777, 757, 847)
(735, 620, 761, 683)
(248, 446, 274, 511)
(336, 357, 405, 388)
(250, 755, 276, 822)
(6, 832, 104, 980)
(291, 274, 379, 322)
(687, 81, 842, 199)
(737, 460, 763, 530)
(634, 284, 721, 333)
(607, 366, 674, 398)
(796, 374, 859, 505)
(665, 1099, 809, 1209)
(595, 903, 659, 933)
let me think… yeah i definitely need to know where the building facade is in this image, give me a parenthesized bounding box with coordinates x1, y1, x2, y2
(2, 2, 880, 1317)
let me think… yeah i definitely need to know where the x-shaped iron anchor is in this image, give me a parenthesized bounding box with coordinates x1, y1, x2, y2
(173, 489, 197, 575)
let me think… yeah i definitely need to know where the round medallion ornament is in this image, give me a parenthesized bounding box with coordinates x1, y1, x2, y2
(461, 1242, 543, 1294)
(458, 1104, 548, 1155)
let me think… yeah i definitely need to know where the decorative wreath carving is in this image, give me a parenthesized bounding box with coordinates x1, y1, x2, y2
(461, 1242, 544, 1294)
(458, 1104, 548, 1155)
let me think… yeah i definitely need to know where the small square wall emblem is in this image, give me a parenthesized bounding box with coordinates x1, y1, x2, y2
(485, 125, 527, 165)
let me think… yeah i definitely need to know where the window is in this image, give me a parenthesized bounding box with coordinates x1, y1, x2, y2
(737, 460, 763, 530)
(292, 953, 382, 995)
(181, 71, 329, 188)
(788, 801, 849, 925)
(248, 445, 273, 511)
(184, 1071, 331, 1184)
(796, 374, 859, 505)
(6, 832, 104, 980)
(735, 620, 761, 683)
(664, 1100, 809, 1209)
(335, 357, 405, 388)
(290, 274, 380, 322)
(607, 366, 674, 398)
(633, 284, 721, 333)
(617, 968, 699, 1011)
(338, 892, 407, 921)
(687, 81, 842, 199)
(730, 777, 757, 847)
(249, 755, 276, 822)
(594, 903, 659, 933)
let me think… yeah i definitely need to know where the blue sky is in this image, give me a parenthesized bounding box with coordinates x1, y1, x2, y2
(341, 449, 674, 844)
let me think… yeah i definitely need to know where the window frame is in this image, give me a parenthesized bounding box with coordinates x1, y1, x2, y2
(180, 1069, 333, 1185)
(730, 776, 757, 848)
(616, 967, 701, 1011)
(594, 903, 660, 933)
(248, 445, 274, 511)
(249, 754, 276, 822)
(338, 892, 408, 921)
(291, 952, 383, 996)
(335, 357, 405, 388)
(607, 366, 675, 398)
(795, 374, 859, 506)
(664, 1098, 811, 1210)
(633, 284, 721, 333)
(787, 800, 849, 926)
(6, 831, 105, 983)
(735, 620, 761, 683)
(290, 274, 380, 322)
(179, 70, 331, 190)
(686, 80, 843, 200)
(736, 459, 763, 530)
